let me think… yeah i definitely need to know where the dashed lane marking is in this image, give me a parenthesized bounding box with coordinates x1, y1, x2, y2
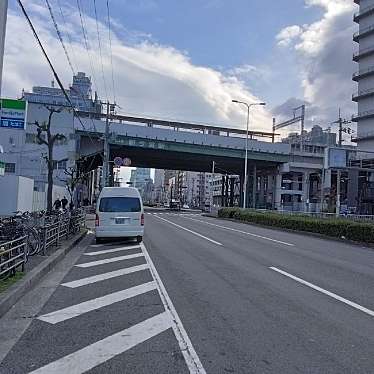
(61, 264, 149, 288)
(29, 312, 173, 374)
(75, 253, 144, 268)
(153, 215, 222, 246)
(182, 216, 294, 247)
(38, 281, 157, 324)
(270, 267, 374, 317)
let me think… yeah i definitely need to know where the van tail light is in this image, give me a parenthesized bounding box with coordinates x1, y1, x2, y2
(141, 213, 144, 226)
(95, 214, 99, 227)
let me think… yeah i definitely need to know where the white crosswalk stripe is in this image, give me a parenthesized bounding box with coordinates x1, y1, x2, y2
(75, 253, 144, 268)
(62, 264, 149, 288)
(38, 281, 157, 324)
(84, 245, 141, 256)
(36, 240, 206, 373)
(29, 312, 173, 374)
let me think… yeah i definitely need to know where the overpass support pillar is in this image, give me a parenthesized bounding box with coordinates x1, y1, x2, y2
(274, 172, 282, 210)
(252, 165, 257, 209)
(302, 171, 310, 212)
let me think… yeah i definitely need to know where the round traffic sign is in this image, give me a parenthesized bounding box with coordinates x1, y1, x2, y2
(123, 158, 132, 166)
(113, 157, 123, 167)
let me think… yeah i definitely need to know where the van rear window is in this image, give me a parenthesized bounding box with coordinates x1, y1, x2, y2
(99, 197, 141, 212)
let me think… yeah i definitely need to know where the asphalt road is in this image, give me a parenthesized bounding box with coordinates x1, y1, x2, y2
(0, 211, 373, 373)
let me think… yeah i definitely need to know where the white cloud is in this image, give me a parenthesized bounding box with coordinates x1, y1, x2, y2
(3, 1, 272, 133)
(275, 0, 356, 126)
(276, 25, 303, 47)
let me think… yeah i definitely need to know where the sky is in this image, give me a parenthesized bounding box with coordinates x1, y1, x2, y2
(3, 0, 357, 162)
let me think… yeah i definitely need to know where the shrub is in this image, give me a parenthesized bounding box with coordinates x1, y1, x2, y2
(217, 208, 374, 244)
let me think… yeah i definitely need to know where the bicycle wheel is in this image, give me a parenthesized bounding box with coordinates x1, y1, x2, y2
(25, 227, 40, 256)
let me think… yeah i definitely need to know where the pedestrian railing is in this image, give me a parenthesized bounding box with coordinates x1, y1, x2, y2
(0, 236, 27, 279)
(255, 209, 374, 223)
(0, 209, 86, 282)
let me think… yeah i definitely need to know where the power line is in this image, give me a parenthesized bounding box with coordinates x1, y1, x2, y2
(75, 0, 99, 94)
(56, 0, 79, 70)
(16, 0, 101, 164)
(106, 0, 116, 104)
(93, 0, 109, 102)
(44, 0, 75, 75)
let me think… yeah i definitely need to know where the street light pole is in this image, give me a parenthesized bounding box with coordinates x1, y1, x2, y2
(232, 100, 266, 209)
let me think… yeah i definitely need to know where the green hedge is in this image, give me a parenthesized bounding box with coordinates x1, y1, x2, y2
(218, 208, 374, 244)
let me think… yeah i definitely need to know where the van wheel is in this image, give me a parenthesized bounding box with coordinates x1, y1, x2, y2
(136, 236, 143, 244)
(96, 238, 104, 244)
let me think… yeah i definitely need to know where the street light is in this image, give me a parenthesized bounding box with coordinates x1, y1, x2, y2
(232, 100, 266, 209)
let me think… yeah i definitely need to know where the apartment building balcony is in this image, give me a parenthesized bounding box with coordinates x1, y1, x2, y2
(352, 87, 374, 101)
(352, 109, 374, 121)
(353, 24, 374, 42)
(352, 65, 374, 81)
(354, 4, 374, 22)
(353, 46, 374, 61)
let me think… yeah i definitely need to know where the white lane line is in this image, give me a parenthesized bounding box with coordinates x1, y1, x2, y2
(38, 281, 157, 324)
(29, 312, 173, 374)
(153, 215, 222, 246)
(62, 264, 149, 288)
(270, 267, 374, 317)
(84, 245, 141, 256)
(183, 216, 294, 247)
(140, 243, 206, 373)
(75, 253, 144, 268)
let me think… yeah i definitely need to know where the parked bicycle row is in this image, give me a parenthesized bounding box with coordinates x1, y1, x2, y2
(0, 209, 86, 280)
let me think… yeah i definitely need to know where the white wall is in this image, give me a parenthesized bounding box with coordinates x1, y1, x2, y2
(0, 175, 34, 215)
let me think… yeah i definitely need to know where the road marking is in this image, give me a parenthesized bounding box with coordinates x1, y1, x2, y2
(154, 215, 222, 246)
(75, 253, 144, 268)
(29, 312, 173, 374)
(140, 243, 206, 373)
(62, 264, 149, 288)
(89, 244, 104, 248)
(183, 216, 294, 247)
(84, 245, 141, 256)
(38, 281, 157, 324)
(270, 267, 374, 317)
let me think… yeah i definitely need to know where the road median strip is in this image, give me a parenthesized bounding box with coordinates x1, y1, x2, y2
(218, 208, 374, 244)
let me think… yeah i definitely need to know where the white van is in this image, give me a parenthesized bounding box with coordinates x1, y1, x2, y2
(95, 187, 144, 244)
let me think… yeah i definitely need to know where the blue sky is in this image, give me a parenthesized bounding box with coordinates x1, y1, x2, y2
(5, 0, 355, 133)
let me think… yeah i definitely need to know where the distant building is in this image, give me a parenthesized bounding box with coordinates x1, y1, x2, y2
(153, 169, 165, 202)
(23, 72, 102, 113)
(282, 125, 337, 153)
(129, 168, 152, 200)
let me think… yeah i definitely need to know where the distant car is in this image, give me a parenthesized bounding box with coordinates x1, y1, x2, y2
(163, 202, 169, 208)
(170, 200, 181, 211)
(95, 187, 144, 244)
(182, 204, 190, 209)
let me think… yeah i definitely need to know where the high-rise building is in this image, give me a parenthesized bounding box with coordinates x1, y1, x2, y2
(353, 0, 374, 151)
(23, 72, 102, 113)
(129, 168, 152, 200)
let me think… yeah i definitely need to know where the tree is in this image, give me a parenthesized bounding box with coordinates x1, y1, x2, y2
(35, 106, 66, 212)
(63, 166, 81, 205)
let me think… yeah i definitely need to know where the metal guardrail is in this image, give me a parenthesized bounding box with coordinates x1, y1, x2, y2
(0, 236, 27, 279)
(41, 210, 86, 255)
(256, 209, 374, 222)
(0, 209, 86, 281)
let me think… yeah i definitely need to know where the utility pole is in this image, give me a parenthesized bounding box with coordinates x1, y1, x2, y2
(101, 101, 112, 188)
(0, 0, 8, 98)
(332, 109, 353, 217)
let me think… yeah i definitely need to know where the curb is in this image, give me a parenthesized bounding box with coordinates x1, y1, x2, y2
(0, 230, 88, 319)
